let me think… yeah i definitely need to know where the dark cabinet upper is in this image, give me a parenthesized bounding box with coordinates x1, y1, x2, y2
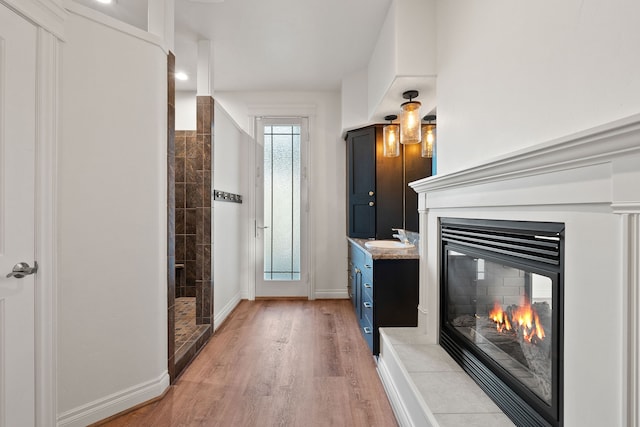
(346, 125, 431, 239)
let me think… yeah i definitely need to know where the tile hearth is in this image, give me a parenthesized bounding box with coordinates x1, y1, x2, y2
(378, 327, 514, 427)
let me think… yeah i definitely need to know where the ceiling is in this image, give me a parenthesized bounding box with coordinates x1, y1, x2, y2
(74, 0, 393, 93)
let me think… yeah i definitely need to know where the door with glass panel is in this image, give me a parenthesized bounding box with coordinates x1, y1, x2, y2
(255, 118, 308, 297)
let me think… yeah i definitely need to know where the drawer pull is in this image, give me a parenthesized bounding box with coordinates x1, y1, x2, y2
(354, 268, 361, 274)
(365, 264, 372, 269)
(364, 283, 372, 289)
(363, 301, 372, 309)
(363, 327, 372, 334)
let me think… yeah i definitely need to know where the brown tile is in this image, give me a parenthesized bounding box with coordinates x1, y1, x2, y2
(185, 208, 197, 234)
(175, 184, 185, 209)
(203, 140, 211, 170)
(175, 134, 186, 158)
(203, 281, 212, 318)
(186, 235, 197, 261)
(186, 261, 196, 284)
(204, 170, 212, 202)
(175, 235, 186, 262)
(175, 208, 185, 235)
(186, 183, 200, 208)
(196, 208, 204, 244)
(185, 158, 198, 183)
(203, 208, 211, 245)
(203, 245, 211, 281)
(186, 138, 198, 159)
(185, 130, 196, 138)
(175, 157, 185, 183)
(185, 286, 196, 297)
(195, 283, 202, 321)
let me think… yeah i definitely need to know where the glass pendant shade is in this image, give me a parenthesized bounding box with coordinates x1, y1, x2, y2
(421, 123, 436, 158)
(383, 123, 400, 157)
(400, 101, 422, 144)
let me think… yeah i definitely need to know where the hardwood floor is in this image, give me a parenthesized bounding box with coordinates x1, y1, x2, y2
(102, 299, 398, 427)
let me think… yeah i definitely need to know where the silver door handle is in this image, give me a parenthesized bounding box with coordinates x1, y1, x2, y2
(257, 226, 269, 229)
(6, 261, 38, 279)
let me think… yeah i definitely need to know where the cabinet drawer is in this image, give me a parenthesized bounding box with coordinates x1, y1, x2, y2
(360, 317, 374, 351)
(362, 292, 374, 328)
(361, 256, 373, 282)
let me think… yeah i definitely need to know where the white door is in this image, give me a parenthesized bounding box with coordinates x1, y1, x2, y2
(255, 117, 309, 297)
(0, 5, 38, 426)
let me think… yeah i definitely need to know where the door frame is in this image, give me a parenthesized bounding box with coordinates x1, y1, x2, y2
(246, 104, 316, 301)
(1, 1, 63, 424)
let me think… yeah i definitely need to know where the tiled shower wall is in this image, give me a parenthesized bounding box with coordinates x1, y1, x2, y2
(175, 130, 198, 298)
(195, 96, 213, 325)
(174, 96, 213, 325)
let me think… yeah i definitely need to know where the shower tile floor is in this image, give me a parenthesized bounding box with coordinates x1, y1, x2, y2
(175, 297, 210, 363)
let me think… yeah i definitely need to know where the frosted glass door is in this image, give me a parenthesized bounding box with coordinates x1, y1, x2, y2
(255, 118, 308, 297)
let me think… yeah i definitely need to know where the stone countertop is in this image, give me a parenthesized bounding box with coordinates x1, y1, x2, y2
(347, 237, 420, 260)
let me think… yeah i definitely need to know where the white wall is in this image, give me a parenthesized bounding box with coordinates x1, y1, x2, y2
(176, 90, 196, 130)
(58, 10, 168, 425)
(212, 102, 252, 327)
(214, 91, 347, 299)
(436, 0, 640, 174)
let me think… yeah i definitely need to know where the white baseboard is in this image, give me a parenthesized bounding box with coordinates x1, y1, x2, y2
(214, 292, 242, 331)
(56, 371, 170, 427)
(314, 289, 349, 299)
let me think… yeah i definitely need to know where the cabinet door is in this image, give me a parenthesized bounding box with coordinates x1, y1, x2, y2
(347, 128, 376, 238)
(375, 128, 403, 239)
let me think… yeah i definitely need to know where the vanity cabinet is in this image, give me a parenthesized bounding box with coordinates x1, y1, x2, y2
(348, 240, 419, 355)
(346, 125, 431, 239)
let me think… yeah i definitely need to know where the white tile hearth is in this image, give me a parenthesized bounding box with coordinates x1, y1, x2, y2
(377, 327, 514, 427)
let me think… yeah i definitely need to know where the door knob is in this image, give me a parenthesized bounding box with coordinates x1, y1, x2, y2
(369, 202, 374, 207)
(368, 191, 374, 196)
(6, 261, 38, 279)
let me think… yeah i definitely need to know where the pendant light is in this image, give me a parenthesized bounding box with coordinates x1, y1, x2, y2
(400, 90, 421, 144)
(421, 115, 436, 158)
(383, 115, 400, 157)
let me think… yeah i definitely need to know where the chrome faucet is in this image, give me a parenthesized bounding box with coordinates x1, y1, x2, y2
(391, 228, 409, 244)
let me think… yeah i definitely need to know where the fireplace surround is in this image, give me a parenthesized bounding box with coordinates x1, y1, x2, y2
(440, 218, 563, 426)
(375, 114, 640, 426)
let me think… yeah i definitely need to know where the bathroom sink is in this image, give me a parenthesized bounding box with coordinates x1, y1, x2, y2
(364, 240, 415, 250)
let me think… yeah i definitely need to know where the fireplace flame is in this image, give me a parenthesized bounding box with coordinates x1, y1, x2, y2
(488, 300, 545, 343)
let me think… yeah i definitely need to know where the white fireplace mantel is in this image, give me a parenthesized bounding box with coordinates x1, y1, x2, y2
(387, 113, 640, 426)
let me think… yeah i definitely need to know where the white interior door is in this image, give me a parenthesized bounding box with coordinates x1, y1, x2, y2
(255, 117, 308, 297)
(0, 5, 37, 426)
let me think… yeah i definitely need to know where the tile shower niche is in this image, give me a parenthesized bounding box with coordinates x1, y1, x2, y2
(440, 218, 564, 427)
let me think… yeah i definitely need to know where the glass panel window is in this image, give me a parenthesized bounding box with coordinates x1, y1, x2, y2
(263, 123, 301, 281)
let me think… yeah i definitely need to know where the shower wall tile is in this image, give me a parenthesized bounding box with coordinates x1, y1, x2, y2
(185, 209, 197, 234)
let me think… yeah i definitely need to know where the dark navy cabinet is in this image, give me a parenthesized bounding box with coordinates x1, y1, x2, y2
(346, 125, 431, 239)
(348, 241, 419, 355)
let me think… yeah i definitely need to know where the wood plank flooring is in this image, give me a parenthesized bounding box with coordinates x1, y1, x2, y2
(102, 299, 398, 427)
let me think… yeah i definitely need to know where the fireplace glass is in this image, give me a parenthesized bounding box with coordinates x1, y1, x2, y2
(446, 252, 553, 404)
(440, 218, 563, 427)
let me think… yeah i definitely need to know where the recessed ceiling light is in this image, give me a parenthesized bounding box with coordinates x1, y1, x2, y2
(95, 0, 113, 4)
(175, 72, 189, 81)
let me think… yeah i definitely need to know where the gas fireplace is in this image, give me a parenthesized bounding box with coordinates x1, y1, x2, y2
(440, 218, 564, 427)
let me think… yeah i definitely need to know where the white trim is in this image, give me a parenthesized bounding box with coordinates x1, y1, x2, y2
(63, 0, 168, 54)
(34, 27, 59, 427)
(314, 289, 348, 299)
(410, 113, 640, 195)
(624, 213, 640, 427)
(0, 0, 66, 40)
(213, 291, 241, 331)
(56, 372, 170, 427)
